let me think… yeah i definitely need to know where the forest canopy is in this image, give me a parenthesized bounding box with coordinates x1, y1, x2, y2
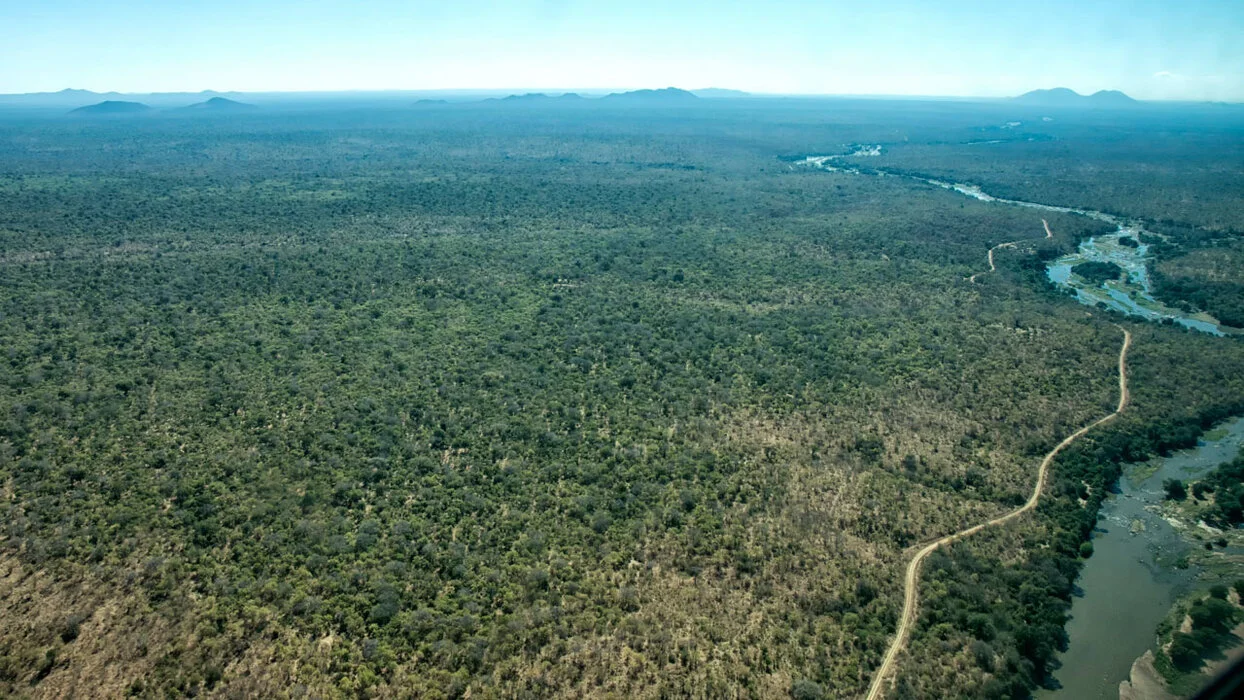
(1, 101, 1243, 698)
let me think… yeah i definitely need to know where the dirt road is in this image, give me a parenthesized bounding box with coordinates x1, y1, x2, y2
(968, 219, 1055, 283)
(864, 325, 1132, 700)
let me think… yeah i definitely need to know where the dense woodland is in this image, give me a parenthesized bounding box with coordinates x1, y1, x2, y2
(1, 101, 1244, 698)
(1070, 261, 1124, 287)
(1152, 239, 1244, 329)
(1198, 452, 1244, 526)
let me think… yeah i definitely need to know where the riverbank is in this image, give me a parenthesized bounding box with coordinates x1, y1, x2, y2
(863, 328, 1132, 700)
(1120, 652, 1175, 700)
(797, 152, 1244, 700)
(1041, 416, 1244, 699)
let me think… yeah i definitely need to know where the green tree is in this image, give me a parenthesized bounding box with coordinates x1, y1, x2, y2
(1169, 633, 1204, 671)
(1190, 597, 1238, 633)
(1164, 479, 1187, 501)
(792, 679, 825, 700)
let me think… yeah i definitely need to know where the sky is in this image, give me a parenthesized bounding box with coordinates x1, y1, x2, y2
(3, 0, 1243, 101)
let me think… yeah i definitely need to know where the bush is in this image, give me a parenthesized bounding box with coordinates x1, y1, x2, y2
(970, 639, 995, 671)
(1169, 632, 1204, 671)
(1190, 597, 1238, 633)
(1163, 479, 1187, 501)
(58, 612, 90, 643)
(792, 679, 825, 700)
(967, 613, 996, 641)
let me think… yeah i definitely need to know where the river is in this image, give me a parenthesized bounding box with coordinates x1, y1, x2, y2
(1039, 416, 1244, 699)
(799, 152, 1243, 697)
(799, 153, 1236, 336)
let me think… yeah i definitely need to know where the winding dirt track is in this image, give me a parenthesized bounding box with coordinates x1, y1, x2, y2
(864, 325, 1132, 700)
(968, 218, 1055, 284)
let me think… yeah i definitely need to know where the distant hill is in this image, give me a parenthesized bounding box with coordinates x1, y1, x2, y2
(1085, 89, 1139, 106)
(69, 100, 152, 115)
(0, 89, 253, 109)
(1013, 87, 1081, 105)
(499, 92, 584, 103)
(1013, 87, 1139, 107)
(692, 88, 751, 99)
(602, 87, 698, 104)
(52, 88, 122, 101)
(481, 88, 697, 108)
(181, 96, 256, 111)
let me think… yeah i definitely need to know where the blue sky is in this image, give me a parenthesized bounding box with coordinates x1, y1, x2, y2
(3, 0, 1242, 100)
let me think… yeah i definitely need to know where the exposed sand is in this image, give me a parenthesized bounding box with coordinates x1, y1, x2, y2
(1119, 651, 1176, 700)
(1119, 620, 1244, 699)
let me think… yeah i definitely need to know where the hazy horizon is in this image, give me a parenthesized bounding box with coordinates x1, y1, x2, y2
(4, 0, 1243, 101)
(3, 86, 1238, 106)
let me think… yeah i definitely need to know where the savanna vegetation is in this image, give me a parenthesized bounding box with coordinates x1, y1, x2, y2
(1152, 239, 1244, 329)
(1, 100, 1243, 698)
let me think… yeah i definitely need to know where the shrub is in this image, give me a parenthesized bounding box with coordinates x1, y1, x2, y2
(792, 679, 825, 700)
(1169, 633, 1203, 671)
(1163, 479, 1187, 501)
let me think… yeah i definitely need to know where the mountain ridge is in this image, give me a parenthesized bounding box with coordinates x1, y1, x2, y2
(180, 96, 257, 111)
(69, 100, 152, 115)
(602, 87, 698, 103)
(1013, 87, 1139, 107)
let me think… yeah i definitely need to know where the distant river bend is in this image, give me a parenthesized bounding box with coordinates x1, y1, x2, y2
(799, 154, 1236, 336)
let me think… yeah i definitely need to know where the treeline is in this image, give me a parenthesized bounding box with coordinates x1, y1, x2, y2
(859, 126, 1244, 233)
(1152, 267, 1244, 329)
